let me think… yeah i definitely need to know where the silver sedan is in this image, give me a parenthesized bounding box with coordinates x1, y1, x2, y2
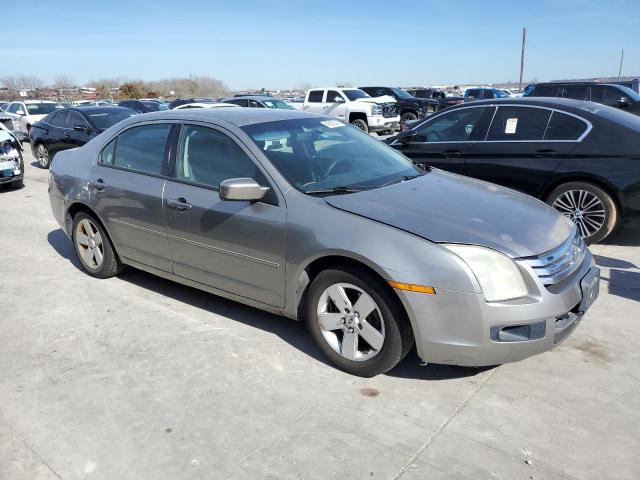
(48, 108, 600, 376)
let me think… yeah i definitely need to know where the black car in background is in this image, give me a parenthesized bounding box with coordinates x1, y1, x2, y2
(359, 86, 439, 125)
(29, 106, 136, 168)
(406, 88, 464, 109)
(222, 95, 295, 109)
(117, 99, 169, 114)
(387, 98, 640, 243)
(524, 82, 640, 116)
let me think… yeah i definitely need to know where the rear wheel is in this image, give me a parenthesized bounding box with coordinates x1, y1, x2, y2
(36, 143, 51, 169)
(306, 266, 413, 377)
(72, 212, 123, 278)
(546, 181, 619, 244)
(350, 119, 369, 133)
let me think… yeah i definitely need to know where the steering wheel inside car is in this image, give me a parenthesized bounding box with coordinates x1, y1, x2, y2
(324, 158, 352, 177)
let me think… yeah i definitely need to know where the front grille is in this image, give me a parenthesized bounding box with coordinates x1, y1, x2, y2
(382, 103, 397, 118)
(522, 230, 586, 286)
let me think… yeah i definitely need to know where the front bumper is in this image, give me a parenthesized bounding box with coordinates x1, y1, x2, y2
(368, 115, 401, 132)
(397, 251, 598, 366)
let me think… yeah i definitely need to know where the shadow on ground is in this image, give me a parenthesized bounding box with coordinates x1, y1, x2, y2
(595, 253, 640, 303)
(47, 227, 488, 381)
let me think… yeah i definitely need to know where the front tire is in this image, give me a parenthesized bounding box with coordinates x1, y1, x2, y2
(36, 143, 51, 169)
(401, 111, 418, 126)
(72, 212, 123, 278)
(546, 181, 619, 244)
(306, 266, 413, 377)
(350, 119, 369, 133)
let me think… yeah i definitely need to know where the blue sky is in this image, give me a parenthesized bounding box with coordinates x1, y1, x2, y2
(2, 0, 639, 89)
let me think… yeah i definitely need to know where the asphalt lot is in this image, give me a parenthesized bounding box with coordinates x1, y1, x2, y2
(1, 149, 639, 480)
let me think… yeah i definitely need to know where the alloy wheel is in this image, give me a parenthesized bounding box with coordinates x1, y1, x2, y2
(75, 218, 105, 269)
(552, 189, 606, 238)
(37, 144, 49, 167)
(316, 282, 385, 361)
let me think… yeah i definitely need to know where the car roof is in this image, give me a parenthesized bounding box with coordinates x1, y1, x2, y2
(70, 106, 134, 114)
(23, 100, 57, 104)
(231, 95, 279, 100)
(139, 107, 318, 126)
(446, 97, 598, 111)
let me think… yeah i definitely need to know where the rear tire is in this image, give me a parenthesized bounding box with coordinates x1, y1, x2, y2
(72, 212, 123, 278)
(350, 119, 369, 133)
(36, 143, 51, 169)
(546, 181, 619, 244)
(306, 266, 413, 377)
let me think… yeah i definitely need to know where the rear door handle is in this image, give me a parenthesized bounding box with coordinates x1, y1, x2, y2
(166, 198, 192, 211)
(441, 150, 462, 158)
(88, 179, 107, 191)
(533, 149, 557, 158)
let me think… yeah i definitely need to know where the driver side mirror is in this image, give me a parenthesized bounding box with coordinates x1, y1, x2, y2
(219, 178, 270, 201)
(617, 97, 630, 108)
(396, 130, 426, 144)
(331, 96, 344, 103)
(16, 109, 26, 116)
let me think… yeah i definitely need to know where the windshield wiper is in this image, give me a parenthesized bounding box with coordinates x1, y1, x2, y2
(378, 173, 424, 188)
(305, 186, 363, 196)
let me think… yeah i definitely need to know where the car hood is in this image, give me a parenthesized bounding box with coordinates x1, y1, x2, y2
(324, 170, 575, 258)
(354, 95, 396, 105)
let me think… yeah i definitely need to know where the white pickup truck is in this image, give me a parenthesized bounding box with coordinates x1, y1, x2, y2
(303, 88, 400, 135)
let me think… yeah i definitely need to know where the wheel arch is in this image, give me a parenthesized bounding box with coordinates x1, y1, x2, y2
(65, 202, 120, 260)
(541, 174, 623, 214)
(348, 112, 368, 124)
(294, 254, 411, 331)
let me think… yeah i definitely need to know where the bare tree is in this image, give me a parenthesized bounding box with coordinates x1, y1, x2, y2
(1, 75, 45, 90)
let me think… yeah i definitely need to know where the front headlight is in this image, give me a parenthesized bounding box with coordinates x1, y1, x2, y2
(371, 104, 383, 115)
(443, 244, 528, 302)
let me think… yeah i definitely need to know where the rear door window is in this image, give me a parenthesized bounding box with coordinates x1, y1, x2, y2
(69, 112, 91, 129)
(48, 111, 69, 128)
(487, 106, 551, 141)
(307, 90, 324, 102)
(543, 111, 588, 141)
(100, 124, 171, 175)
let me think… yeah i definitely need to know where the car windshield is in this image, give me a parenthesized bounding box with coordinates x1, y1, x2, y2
(26, 103, 60, 115)
(242, 117, 422, 194)
(391, 88, 414, 100)
(262, 99, 294, 110)
(87, 110, 136, 130)
(342, 90, 370, 101)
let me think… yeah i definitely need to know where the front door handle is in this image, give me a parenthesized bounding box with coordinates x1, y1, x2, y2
(166, 198, 192, 211)
(88, 179, 107, 191)
(533, 149, 557, 158)
(441, 150, 462, 158)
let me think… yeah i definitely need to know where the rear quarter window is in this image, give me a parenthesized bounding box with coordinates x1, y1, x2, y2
(543, 112, 588, 140)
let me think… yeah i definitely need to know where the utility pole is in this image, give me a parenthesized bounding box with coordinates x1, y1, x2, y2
(618, 49, 624, 80)
(519, 27, 526, 92)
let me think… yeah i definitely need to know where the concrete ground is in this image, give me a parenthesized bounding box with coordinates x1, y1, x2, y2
(1, 149, 638, 480)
